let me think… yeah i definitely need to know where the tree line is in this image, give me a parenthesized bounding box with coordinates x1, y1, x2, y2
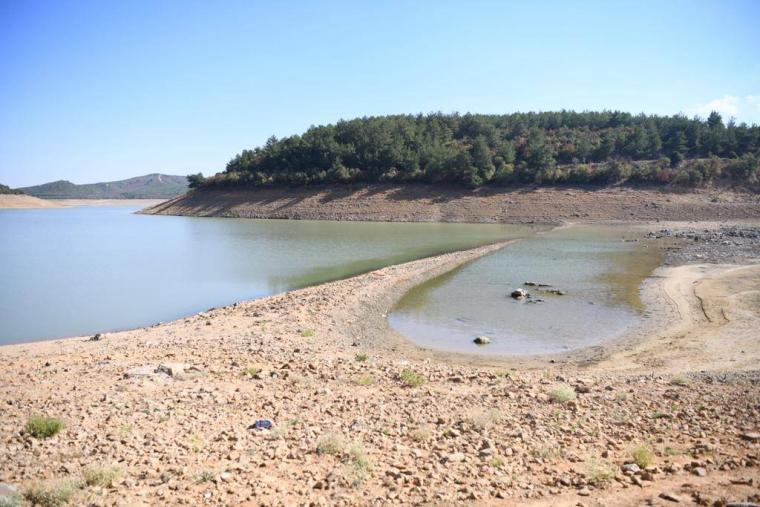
(189, 111, 760, 189)
(0, 183, 24, 194)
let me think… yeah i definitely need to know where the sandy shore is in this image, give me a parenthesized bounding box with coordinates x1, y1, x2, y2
(1, 235, 759, 505)
(141, 185, 760, 223)
(0, 197, 167, 209)
(52, 199, 167, 207)
(0, 194, 65, 209)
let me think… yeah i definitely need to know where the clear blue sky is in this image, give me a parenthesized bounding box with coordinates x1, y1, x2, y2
(1, 0, 758, 187)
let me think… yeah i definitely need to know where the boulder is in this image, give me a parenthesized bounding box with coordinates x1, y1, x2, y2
(510, 289, 529, 299)
(473, 336, 491, 345)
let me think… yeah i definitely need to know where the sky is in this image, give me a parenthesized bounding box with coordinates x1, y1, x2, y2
(1, 0, 759, 187)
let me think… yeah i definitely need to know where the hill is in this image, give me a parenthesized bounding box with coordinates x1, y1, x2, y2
(191, 111, 759, 189)
(19, 174, 188, 199)
(0, 183, 24, 195)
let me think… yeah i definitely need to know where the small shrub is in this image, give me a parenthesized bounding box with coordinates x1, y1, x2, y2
(195, 470, 215, 483)
(549, 386, 576, 404)
(490, 457, 505, 468)
(346, 443, 371, 487)
(408, 426, 432, 442)
(242, 366, 261, 377)
(316, 433, 345, 455)
(614, 392, 628, 401)
(355, 353, 369, 362)
(0, 493, 20, 507)
(669, 376, 688, 386)
(300, 329, 314, 337)
(585, 458, 616, 486)
(347, 444, 370, 471)
(399, 369, 425, 388)
(664, 446, 682, 456)
(22, 480, 77, 507)
(632, 445, 654, 468)
(468, 409, 502, 431)
(25, 415, 64, 439)
(354, 375, 374, 386)
(83, 464, 121, 488)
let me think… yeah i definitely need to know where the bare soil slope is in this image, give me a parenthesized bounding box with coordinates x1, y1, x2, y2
(0, 194, 64, 209)
(142, 185, 760, 223)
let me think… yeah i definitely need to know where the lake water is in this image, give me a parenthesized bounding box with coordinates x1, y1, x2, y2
(0, 205, 534, 344)
(389, 226, 660, 355)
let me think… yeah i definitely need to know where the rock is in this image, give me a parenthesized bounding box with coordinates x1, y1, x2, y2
(443, 452, 465, 463)
(577, 488, 590, 496)
(740, 432, 760, 442)
(544, 289, 567, 296)
(88, 333, 103, 341)
(473, 336, 491, 345)
(156, 363, 202, 378)
(621, 463, 640, 474)
(659, 491, 681, 502)
(691, 467, 707, 477)
(123, 363, 202, 379)
(123, 365, 159, 379)
(510, 289, 529, 300)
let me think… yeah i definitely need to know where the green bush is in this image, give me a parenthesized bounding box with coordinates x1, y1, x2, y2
(25, 416, 64, 439)
(399, 369, 425, 388)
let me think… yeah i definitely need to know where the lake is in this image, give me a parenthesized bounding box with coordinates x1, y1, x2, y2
(0, 205, 534, 344)
(389, 226, 660, 355)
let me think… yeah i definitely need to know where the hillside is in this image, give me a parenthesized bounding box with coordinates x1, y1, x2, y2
(19, 173, 188, 199)
(0, 183, 24, 195)
(192, 111, 759, 190)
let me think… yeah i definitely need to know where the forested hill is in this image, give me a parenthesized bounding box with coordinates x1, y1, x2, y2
(192, 111, 760, 189)
(20, 174, 188, 199)
(0, 183, 24, 194)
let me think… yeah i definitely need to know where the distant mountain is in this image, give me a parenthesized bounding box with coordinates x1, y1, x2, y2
(19, 174, 189, 199)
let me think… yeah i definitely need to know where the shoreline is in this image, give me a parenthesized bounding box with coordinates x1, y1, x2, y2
(2, 228, 759, 505)
(0, 196, 167, 209)
(140, 185, 760, 224)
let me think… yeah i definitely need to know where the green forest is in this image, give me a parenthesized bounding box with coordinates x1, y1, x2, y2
(0, 183, 23, 194)
(191, 111, 760, 189)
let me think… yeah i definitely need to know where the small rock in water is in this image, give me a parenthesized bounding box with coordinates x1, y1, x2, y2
(510, 289, 529, 299)
(544, 288, 567, 296)
(473, 336, 491, 345)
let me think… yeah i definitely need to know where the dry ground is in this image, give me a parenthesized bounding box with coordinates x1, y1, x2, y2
(141, 185, 760, 224)
(1, 237, 759, 506)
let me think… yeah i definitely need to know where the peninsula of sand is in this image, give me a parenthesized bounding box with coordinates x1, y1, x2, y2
(2, 191, 760, 506)
(0, 194, 64, 209)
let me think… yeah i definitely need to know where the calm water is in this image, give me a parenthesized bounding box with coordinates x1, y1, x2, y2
(389, 226, 660, 355)
(0, 205, 534, 344)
